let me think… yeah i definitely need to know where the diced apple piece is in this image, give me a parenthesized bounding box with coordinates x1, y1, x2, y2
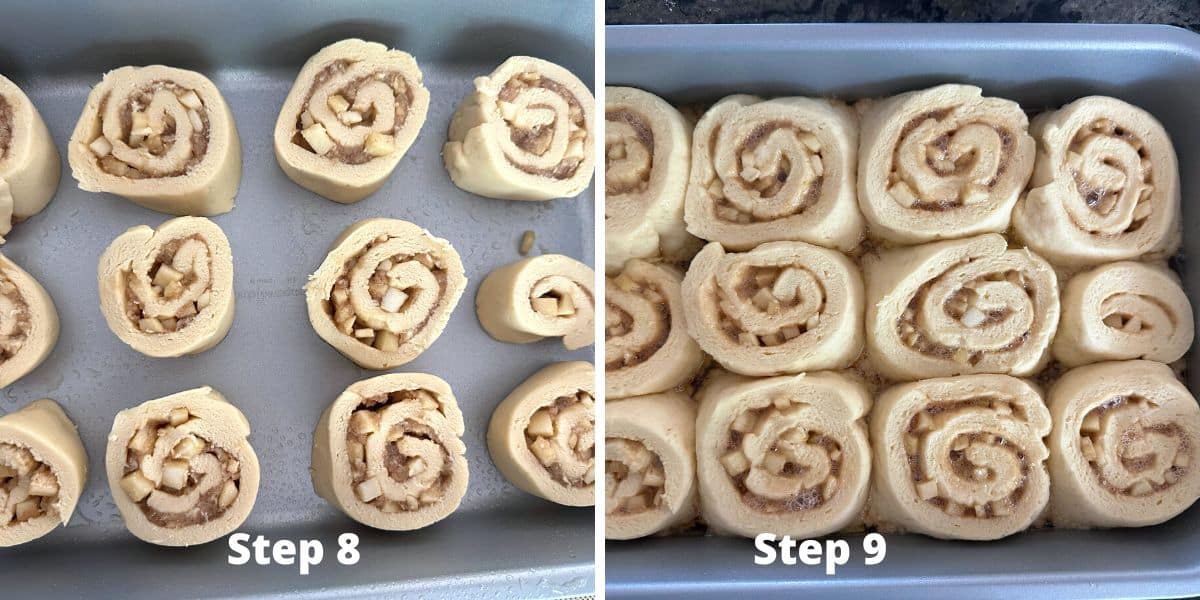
(642, 465, 665, 488)
(218, 480, 238, 508)
(721, 451, 750, 476)
(169, 407, 190, 426)
(0, 445, 36, 475)
(364, 132, 395, 157)
(339, 111, 363, 125)
(529, 436, 557, 466)
(197, 291, 212, 309)
(374, 330, 400, 352)
(127, 425, 157, 455)
(172, 435, 204, 460)
(327, 94, 350, 113)
(526, 409, 555, 438)
(14, 499, 40, 521)
(90, 136, 113, 157)
(139, 317, 165, 333)
(557, 293, 576, 316)
(355, 477, 383, 502)
(153, 264, 184, 287)
(121, 471, 155, 502)
(354, 328, 375, 339)
(380, 287, 407, 313)
(28, 468, 58, 497)
(161, 459, 190, 490)
(178, 90, 203, 110)
(131, 111, 151, 136)
(302, 123, 335, 155)
(351, 410, 381, 435)
(531, 296, 558, 316)
(407, 458, 426, 477)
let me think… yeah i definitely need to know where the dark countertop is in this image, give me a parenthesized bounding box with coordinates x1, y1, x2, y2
(606, 0, 1200, 30)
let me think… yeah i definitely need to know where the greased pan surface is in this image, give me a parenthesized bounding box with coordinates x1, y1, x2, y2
(0, 2, 594, 598)
(606, 23, 1200, 599)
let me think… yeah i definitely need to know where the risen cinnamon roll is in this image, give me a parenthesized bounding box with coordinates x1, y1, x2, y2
(0, 75, 60, 242)
(683, 95, 863, 252)
(1047, 361, 1200, 528)
(858, 84, 1035, 243)
(306, 218, 466, 369)
(606, 259, 703, 398)
(274, 39, 431, 203)
(1013, 96, 1180, 266)
(488, 361, 594, 507)
(107, 387, 259, 546)
(68, 65, 241, 216)
(1054, 261, 1192, 367)
(0, 399, 87, 547)
(605, 87, 697, 271)
(445, 56, 594, 201)
(0, 254, 58, 388)
(870, 375, 1051, 540)
(312, 373, 468, 531)
(606, 392, 697, 540)
(681, 241, 863, 376)
(476, 254, 594, 350)
(864, 233, 1059, 381)
(97, 216, 234, 357)
(695, 370, 872, 539)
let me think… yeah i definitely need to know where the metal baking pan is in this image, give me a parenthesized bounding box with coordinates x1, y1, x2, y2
(0, 1, 594, 598)
(605, 23, 1200, 599)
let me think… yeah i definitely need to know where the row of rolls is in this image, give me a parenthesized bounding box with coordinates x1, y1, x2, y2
(603, 83, 1197, 541)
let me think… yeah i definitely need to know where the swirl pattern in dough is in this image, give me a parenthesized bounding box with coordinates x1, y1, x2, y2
(858, 84, 1035, 243)
(0, 399, 87, 547)
(683, 95, 863, 251)
(864, 233, 1059, 381)
(1013, 96, 1180, 266)
(1047, 360, 1200, 528)
(870, 374, 1051, 540)
(476, 254, 595, 350)
(0, 75, 60, 242)
(0, 254, 58, 388)
(681, 240, 863, 376)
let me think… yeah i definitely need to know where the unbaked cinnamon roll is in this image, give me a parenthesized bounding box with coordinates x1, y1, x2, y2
(870, 375, 1051, 540)
(858, 84, 1035, 243)
(488, 361, 594, 507)
(1047, 360, 1200, 528)
(0, 254, 58, 388)
(1013, 96, 1180, 267)
(0, 399, 87, 547)
(97, 216, 234, 357)
(107, 387, 259, 546)
(695, 370, 871, 539)
(606, 391, 697, 540)
(0, 75, 60, 242)
(68, 65, 241, 216)
(680, 241, 863, 376)
(605, 86, 697, 271)
(306, 218, 466, 369)
(445, 56, 594, 201)
(606, 259, 703, 398)
(312, 373, 468, 531)
(864, 233, 1059, 381)
(1054, 261, 1192, 367)
(683, 95, 863, 252)
(274, 39, 431, 204)
(476, 254, 594, 350)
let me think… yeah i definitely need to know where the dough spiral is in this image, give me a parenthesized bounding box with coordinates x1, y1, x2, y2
(864, 233, 1059, 380)
(445, 56, 595, 201)
(312, 373, 468, 531)
(606, 259, 703, 398)
(488, 361, 594, 507)
(695, 370, 871, 539)
(306, 218, 466, 369)
(1054, 261, 1192, 367)
(68, 65, 241, 216)
(870, 375, 1051, 540)
(274, 38, 431, 204)
(0, 399, 87, 547)
(97, 216, 234, 357)
(0, 75, 60, 242)
(0, 254, 58, 388)
(1013, 96, 1180, 266)
(681, 241, 863, 376)
(106, 387, 259, 546)
(606, 392, 697, 540)
(858, 84, 1035, 243)
(605, 86, 697, 271)
(683, 95, 863, 252)
(476, 254, 595, 350)
(1047, 361, 1200, 528)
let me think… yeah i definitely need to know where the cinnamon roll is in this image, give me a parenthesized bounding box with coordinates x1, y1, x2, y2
(858, 84, 1035, 243)
(68, 65, 241, 216)
(870, 375, 1051, 540)
(274, 39, 431, 204)
(606, 392, 697, 540)
(107, 387, 259, 546)
(680, 241, 863, 376)
(312, 373, 468, 530)
(445, 56, 594, 201)
(864, 233, 1059, 380)
(0, 399, 87, 547)
(488, 361, 594, 507)
(476, 254, 594, 350)
(97, 216, 234, 357)
(683, 95, 863, 252)
(606, 259, 703, 398)
(1013, 96, 1180, 266)
(695, 370, 872, 539)
(306, 218, 466, 369)
(0, 255, 58, 388)
(1047, 360, 1200, 528)
(0, 75, 60, 242)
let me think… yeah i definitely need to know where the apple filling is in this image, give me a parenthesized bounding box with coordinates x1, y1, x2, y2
(605, 438, 664, 516)
(498, 71, 588, 179)
(1079, 395, 1191, 497)
(0, 442, 59, 526)
(292, 60, 414, 164)
(713, 265, 824, 348)
(88, 82, 210, 179)
(524, 391, 594, 488)
(0, 274, 31, 363)
(122, 235, 214, 334)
